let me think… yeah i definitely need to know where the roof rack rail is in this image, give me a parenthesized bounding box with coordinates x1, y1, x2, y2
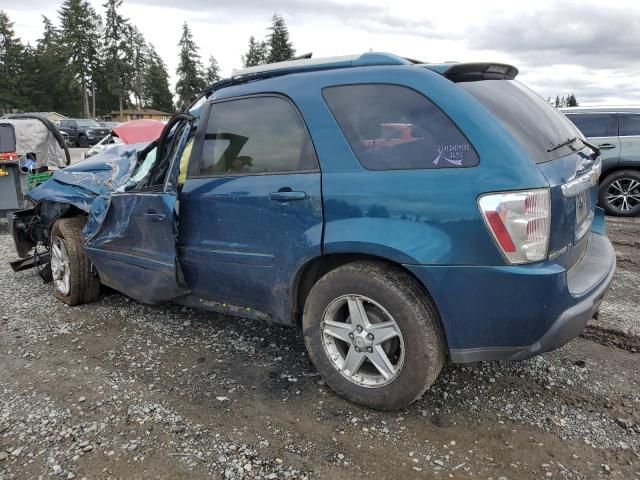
(194, 52, 413, 110)
(231, 52, 411, 78)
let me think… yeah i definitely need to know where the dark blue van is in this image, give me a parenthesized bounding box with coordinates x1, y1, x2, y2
(10, 53, 615, 409)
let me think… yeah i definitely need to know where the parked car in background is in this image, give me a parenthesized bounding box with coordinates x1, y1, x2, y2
(58, 119, 110, 148)
(10, 53, 615, 410)
(82, 119, 164, 159)
(562, 106, 640, 216)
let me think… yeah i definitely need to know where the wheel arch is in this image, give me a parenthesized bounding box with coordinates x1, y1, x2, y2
(291, 253, 450, 352)
(600, 164, 640, 181)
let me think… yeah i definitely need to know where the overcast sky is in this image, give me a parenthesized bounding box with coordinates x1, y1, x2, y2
(3, 0, 639, 105)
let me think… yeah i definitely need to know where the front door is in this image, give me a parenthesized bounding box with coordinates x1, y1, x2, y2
(178, 94, 323, 323)
(84, 118, 193, 304)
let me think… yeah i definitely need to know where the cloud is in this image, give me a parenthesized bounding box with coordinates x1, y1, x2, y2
(470, 2, 640, 69)
(126, 0, 444, 39)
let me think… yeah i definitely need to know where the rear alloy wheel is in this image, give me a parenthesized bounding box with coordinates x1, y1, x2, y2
(321, 294, 405, 387)
(599, 170, 640, 216)
(303, 261, 445, 410)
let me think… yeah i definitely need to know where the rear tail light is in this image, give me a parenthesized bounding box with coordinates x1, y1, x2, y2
(478, 188, 551, 264)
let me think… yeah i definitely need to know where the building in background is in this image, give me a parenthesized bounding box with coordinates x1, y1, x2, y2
(21, 112, 68, 123)
(105, 108, 173, 123)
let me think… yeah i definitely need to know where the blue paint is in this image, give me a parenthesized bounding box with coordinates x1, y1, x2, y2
(178, 173, 322, 321)
(21, 59, 615, 359)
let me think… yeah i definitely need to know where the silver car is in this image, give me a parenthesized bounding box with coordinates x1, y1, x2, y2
(562, 106, 640, 216)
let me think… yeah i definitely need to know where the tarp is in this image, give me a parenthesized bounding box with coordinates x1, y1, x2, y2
(112, 119, 164, 145)
(1, 118, 67, 168)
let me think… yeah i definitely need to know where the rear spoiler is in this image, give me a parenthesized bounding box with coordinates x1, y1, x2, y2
(422, 62, 519, 82)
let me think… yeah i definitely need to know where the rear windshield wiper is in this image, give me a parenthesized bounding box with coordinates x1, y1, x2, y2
(578, 137, 601, 158)
(547, 137, 579, 153)
(546, 136, 601, 158)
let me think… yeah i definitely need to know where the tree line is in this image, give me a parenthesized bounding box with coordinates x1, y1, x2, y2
(0, 3, 297, 119)
(548, 94, 579, 108)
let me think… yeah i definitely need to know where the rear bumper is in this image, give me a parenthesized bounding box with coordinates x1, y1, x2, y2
(406, 231, 616, 363)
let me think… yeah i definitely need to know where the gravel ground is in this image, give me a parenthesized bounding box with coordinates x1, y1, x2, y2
(0, 217, 639, 480)
(591, 217, 640, 340)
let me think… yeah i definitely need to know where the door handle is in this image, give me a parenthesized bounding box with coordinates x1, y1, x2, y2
(269, 190, 307, 202)
(144, 210, 166, 222)
(598, 143, 617, 150)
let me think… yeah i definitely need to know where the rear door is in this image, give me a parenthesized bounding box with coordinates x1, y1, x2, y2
(565, 113, 620, 171)
(84, 119, 192, 304)
(619, 113, 640, 167)
(178, 94, 322, 322)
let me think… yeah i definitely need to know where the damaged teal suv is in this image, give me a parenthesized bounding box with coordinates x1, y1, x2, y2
(10, 53, 615, 409)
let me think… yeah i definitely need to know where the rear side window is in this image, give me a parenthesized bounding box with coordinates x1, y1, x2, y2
(620, 114, 640, 136)
(323, 84, 479, 170)
(459, 80, 582, 163)
(197, 96, 318, 176)
(565, 113, 618, 138)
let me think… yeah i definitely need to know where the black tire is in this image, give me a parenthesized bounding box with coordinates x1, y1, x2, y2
(598, 170, 640, 217)
(302, 261, 445, 410)
(50, 217, 101, 305)
(77, 135, 89, 148)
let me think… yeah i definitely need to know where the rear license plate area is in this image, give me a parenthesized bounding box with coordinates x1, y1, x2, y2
(575, 190, 594, 241)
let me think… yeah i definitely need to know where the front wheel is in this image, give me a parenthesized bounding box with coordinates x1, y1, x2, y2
(77, 135, 89, 148)
(51, 217, 101, 305)
(302, 261, 445, 410)
(599, 170, 640, 216)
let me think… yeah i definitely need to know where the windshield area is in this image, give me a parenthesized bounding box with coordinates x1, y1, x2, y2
(76, 120, 101, 128)
(459, 80, 584, 163)
(125, 117, 194, 191)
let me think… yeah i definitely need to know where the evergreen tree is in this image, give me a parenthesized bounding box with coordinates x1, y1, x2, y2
(144, 45, 174, 112)
(175, 22, 205, 109)
(29, 16, 83, 116)
(103, 0, 134, 116)
(129, 25, 149, 109)
(58, 0, 101, 117)
(560, 95, 566, 107)
(266, 13, 295, 63)
(205, 55, 221, 84)
(567, 93, 578, 107)
(241, 36, 268, 67)
(555, 95, 561, 108)
(0, 10, 29, 111)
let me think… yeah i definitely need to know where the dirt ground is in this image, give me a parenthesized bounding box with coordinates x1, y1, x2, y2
(0, 217, 638, 480)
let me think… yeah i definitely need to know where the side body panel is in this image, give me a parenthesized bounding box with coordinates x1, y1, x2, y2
(178, 173, 323, 323)
(85, 192, 188, 303)
(196, 67, 550, 330)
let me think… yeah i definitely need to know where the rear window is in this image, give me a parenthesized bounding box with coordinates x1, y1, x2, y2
(459, 80, 582, 164)
(565, 113, 618, 138)
(620, 114, 640, 136)
(323, 84, 479, 170)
